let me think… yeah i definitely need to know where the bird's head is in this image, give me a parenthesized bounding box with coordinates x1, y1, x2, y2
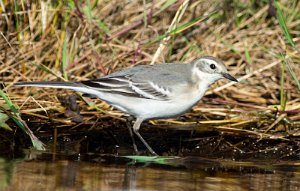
(191, 56, 237, 85)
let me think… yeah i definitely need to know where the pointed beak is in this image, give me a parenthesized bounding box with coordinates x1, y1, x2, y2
(222, 73, 238, 82)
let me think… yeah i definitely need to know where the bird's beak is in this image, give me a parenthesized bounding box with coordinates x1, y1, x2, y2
(222, 73, 238, 82)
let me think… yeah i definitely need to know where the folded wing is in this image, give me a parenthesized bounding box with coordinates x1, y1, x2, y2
(80, 75, 172, 101)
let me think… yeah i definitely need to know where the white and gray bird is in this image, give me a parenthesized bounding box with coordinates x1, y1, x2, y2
(15, 56, 237, 155)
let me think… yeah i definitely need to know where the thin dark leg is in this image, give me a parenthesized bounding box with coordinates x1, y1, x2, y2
(126, 117, 138, 154)
(133, 118, 158, 156)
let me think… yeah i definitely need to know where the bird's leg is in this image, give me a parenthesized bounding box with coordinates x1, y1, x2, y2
(133, 118, 158, 156)
(126, 116, 139, 154)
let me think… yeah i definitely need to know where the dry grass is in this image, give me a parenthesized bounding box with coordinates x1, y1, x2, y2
(1, 0, 300, 150)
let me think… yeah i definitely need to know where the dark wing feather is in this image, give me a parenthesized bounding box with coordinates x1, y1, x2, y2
(80, 75, 171, 100)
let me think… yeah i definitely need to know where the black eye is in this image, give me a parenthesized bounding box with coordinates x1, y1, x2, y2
(210, 64, 216, 69)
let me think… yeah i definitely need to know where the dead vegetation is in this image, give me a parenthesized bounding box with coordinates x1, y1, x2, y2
(0, 0, 300, 156)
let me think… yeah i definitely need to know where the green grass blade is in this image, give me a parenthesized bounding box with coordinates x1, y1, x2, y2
(124, 156, 179, 165)
(160, 0, 178, 11)
(0, 88, 45, 150)
(170, 10, 218, 35)
(11, 115, 45, 150)
(0, 112, 12, 131)
(275, 1, 295, 47)
(31, 62, 65, 81)
(245, 47, 252, 65)
(275, 1, 299, 92)
(62, 33, 68, 80)
(82, 0, 92, 19)
(0, 89, 18, 114)
(286, 59, 300, 91)
(147, 10, 217, 45)
(75, 0, 110, 35)
(66, 0, 75, 10)
(97, 21, 110, 35)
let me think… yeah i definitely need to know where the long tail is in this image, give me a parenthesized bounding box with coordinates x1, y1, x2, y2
(14, 81, 80, 89)
(14, 81, 100, 97)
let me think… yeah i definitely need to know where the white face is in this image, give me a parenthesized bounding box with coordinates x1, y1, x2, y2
(191, 56, 237, 86)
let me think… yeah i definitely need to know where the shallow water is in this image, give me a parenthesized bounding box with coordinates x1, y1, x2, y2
(1, 123, 300, 191)
(1, 151, 300, 191)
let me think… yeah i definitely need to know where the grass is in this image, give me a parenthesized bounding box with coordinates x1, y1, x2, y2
(0, 88, 44, 150)
(0, 0, 300, 155)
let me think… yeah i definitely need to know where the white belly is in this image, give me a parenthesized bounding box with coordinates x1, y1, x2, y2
(85, 82, 208, 120)
(107, 91, 205, 120)
(117, 99, 195, 120)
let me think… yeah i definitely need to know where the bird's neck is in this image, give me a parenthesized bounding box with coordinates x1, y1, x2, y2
(196, 80, 210, 97)
(191, 69, 216, 87)
(190, 69, 218, 100)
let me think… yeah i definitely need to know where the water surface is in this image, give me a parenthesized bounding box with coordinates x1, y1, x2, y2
(1, 151, 300, 191)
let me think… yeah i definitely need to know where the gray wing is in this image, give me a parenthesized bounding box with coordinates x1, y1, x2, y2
(80, 64, 190, 100)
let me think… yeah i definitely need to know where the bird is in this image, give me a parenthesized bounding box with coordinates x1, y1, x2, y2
(15, 56, 237, 155)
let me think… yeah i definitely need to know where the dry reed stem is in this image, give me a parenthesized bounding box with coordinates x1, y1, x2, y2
(150, 0, 190, 64)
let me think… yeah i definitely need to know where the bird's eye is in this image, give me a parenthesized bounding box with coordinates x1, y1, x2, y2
(210, 64, 216, 70)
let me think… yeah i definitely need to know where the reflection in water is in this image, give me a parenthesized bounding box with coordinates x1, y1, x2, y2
(1, 155, 300, 191)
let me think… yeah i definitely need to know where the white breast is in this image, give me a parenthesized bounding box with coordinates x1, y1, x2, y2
(110, 83, 208, 120)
